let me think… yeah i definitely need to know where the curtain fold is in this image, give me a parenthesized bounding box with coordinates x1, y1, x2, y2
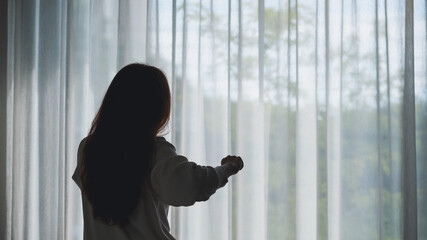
(4, 0, 426, 239)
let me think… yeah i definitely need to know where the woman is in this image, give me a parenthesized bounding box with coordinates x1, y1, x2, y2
(72, 63, 244, 239)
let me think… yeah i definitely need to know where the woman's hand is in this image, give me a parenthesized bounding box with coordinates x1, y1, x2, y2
(221, 155, 244, 176)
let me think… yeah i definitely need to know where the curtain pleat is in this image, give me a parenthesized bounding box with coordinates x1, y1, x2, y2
(403, 0, 417, 239)
(4, 0, 427, 239)
(374, 0, 384, 239)
(414, 0, 427, 239)
(295, 0, 317, 238)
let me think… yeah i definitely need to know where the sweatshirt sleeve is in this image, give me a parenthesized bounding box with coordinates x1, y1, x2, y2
(150, 138, 229, 206)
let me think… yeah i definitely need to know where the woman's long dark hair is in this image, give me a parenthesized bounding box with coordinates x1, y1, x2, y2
(81, 63, 171, 226)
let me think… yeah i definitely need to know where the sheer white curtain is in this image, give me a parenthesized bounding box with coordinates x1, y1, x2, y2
(2, 0, 426, 239)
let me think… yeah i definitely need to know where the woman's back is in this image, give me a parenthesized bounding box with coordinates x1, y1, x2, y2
(74, 136, 231, 240)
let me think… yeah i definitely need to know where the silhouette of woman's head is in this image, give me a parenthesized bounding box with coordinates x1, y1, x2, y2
(90, 63, 171, 137)
(81, 63, 171, 226)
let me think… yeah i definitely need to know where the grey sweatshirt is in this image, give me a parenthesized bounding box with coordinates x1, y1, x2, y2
(72, 137, 230, 240)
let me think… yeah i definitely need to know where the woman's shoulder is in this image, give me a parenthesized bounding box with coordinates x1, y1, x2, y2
(154, 137, 178, 160)
(77, 137, 88, 163)
(79, 137, 88, 148)
(155, 136, 174, 147)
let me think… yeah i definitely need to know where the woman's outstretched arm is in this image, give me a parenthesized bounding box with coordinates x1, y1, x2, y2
(150, 138, 243, 206)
